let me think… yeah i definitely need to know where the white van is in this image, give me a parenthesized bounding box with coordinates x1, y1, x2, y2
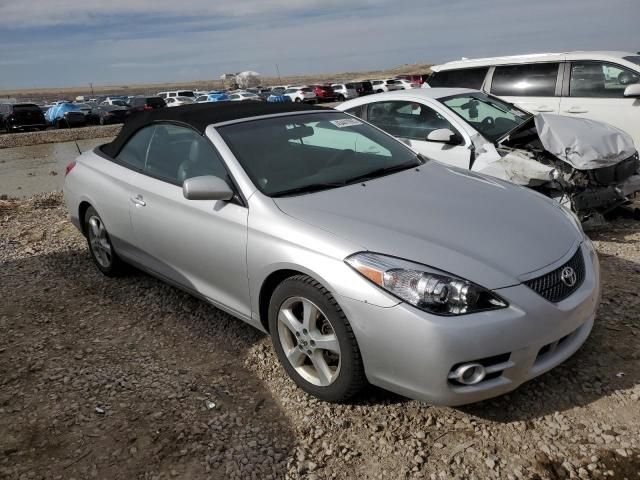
(156, 90, 196, 100)
(429, 51, 640, 146)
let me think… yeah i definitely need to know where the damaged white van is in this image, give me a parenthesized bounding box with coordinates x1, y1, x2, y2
(338, 89, 640, 224)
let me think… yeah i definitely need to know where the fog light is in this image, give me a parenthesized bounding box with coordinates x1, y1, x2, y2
(448, 363, 486, 385)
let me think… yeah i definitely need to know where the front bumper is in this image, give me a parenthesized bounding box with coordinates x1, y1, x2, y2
(336, 241, 600, 406)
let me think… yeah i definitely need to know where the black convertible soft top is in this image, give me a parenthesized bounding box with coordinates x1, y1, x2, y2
(102, 102, 329, 158)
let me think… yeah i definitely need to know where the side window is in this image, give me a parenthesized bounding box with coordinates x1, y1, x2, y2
(428, 68, 488, 89)
(491, 63, 559, 96)
(344, 105, 364, 119)
(366, 101, 458, 141)
(115, 126, 155, 170)
(569, 62, 639, 98)
(144, 124, 229, 185)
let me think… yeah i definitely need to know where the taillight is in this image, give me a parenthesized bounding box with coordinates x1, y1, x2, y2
(65, 161, 76, 176)
(143, 105, 152, 111)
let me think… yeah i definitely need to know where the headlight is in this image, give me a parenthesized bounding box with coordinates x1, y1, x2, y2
(345, 252, 507, 316)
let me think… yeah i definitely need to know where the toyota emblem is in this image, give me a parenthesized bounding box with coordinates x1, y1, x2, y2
(560, 267, 577, 287)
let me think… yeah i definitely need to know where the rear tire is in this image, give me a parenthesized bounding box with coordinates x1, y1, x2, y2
(295, 98, 301, 103)
(337, 95, 345, 102)
(84, 206, 125, 277)
(268, 275, 366, 402)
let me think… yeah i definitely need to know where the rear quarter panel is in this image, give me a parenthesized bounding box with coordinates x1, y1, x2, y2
(64, 149, 139, 256)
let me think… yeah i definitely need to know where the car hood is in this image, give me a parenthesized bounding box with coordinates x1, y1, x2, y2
(500, 113, 636, 170)
(273, 162, 581, 289)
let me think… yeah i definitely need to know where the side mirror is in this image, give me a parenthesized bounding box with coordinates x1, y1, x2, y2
(623, 84, 640, 98)
(427, 128, 461, 145)
(183, 175, 234, 201)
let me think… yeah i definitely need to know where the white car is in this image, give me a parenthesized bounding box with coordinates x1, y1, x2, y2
(337, 89, 640, 224)
(283, 87, 317, 103)
(156, 90, 196, 100)
(371, 79, 403, 93)
(165, 96, 195, 107)
(228, 92, 262, 102)
(331, 83, 358, 101)
(429, 51, 640, 147)
(101, 97, 129, 107)
(395, 78, 419, 90)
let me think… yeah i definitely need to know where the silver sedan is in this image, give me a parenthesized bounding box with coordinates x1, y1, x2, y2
(63, 103, 600, 405)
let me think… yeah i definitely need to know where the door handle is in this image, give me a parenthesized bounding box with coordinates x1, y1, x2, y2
(130, 195, 146, 207)
(533, 106, 555, 112)
(564, 107, 588, 114)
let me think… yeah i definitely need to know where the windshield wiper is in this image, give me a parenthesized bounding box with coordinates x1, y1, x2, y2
(271, 182, 345, 198)
(342, 160, 420, 185)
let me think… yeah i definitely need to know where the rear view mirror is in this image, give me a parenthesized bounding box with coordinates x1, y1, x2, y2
(183, 175, 234, 201)
(427, 128, 461, 145)
(623, 84, 640, 98)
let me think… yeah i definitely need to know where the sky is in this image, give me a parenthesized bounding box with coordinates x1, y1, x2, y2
(0, 0, 638, 89)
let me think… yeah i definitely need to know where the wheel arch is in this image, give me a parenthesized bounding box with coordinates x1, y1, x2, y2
(258, 267, 334, 333)
(78, 200, 93, 237)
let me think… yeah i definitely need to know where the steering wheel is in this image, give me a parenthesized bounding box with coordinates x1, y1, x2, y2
(326, 149, 355, 168)
(480, 117, 495, 129)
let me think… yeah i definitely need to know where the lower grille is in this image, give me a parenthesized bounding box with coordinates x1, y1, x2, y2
(524, 248, 585, 303)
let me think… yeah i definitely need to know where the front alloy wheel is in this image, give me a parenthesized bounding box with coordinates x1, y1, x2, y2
(269, 275, 366, 402)
(277, 296, 341, 386)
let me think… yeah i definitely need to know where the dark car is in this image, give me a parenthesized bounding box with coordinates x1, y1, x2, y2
(257, 88, 272, 101)
(96, 105, 129, 125)
(352, 81, 374, 96)
(0, 103, 47, 132)
(128, 96, 166, 115)
(310, 85, 336, 102)
(75, 103, 101, 125)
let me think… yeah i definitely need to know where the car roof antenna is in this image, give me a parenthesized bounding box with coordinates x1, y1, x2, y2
(74, 140, 82, 155)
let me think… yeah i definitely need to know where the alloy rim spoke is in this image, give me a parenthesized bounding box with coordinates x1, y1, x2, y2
(278, 309, 301, 336)
(312, 333, 340, 354)
(301, 299, 318, 331)
(310, 351, 333, 386)
(286, 347, 306, 367)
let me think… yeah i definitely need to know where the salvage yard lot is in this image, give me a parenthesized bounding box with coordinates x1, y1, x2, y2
(1, 193, 639, 479)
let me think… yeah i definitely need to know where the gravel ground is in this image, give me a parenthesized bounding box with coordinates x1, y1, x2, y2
(0, 126, 121, 150)
(1, 194, 639, 480)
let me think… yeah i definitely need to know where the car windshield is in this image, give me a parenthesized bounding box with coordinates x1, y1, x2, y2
(218, 112, 422, 197)
(623, 55, 640, 67)
(178, 91, 195, 97)
(440, 92, 531, 142)
(111, 100, 129, 107)
(14, 104, 41, 113)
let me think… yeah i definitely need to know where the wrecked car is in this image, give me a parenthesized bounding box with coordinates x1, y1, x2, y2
(337, 89, 640, 224)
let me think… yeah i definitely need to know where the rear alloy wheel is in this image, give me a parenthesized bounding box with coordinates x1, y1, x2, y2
(269, 275, 366, 402)
(84, 206, 125, 276)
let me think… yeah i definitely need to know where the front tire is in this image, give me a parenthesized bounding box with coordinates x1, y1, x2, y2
(268, 275, 366, 402)
(84, 206, 125, 276)
(295, 97, 301, 103)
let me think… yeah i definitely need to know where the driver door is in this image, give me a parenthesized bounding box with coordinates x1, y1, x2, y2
(362, 100, 471, 169)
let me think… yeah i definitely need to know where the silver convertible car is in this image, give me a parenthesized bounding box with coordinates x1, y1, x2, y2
(63, 102, 600, 405)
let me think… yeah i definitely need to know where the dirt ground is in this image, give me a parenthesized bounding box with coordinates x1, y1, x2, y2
(1, 194, 639, 480)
